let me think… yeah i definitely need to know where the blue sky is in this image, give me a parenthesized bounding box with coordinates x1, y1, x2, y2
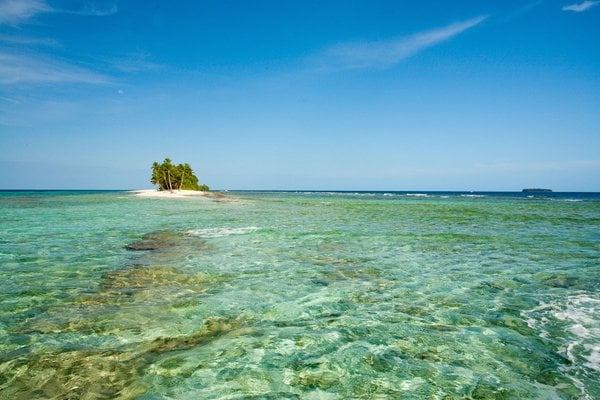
(0, 0, 599, 190)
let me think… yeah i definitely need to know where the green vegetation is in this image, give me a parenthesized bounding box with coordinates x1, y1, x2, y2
(150, 158, 209, 191)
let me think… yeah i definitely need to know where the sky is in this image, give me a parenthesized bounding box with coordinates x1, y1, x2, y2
(0, 0, 599, 191)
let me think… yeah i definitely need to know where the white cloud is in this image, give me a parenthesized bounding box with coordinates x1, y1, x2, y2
(59, 3, 118, 17)
(0, 0, 117, 25)
(473, 160, 600, 173)
(0, 34, 58, 46)
(0, 0, 51, 25)
(0, 95, 20, 104)
(0, 1, 119, 85)
(0, 52, 111, 85)
(111, 52, 163, 73)
(313, 16, 487, 72)
(562, 1, 599, 12)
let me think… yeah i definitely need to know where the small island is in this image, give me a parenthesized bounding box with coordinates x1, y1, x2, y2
(151, 158, 209, 192)
(522, 188, 552, 193)
(133, 158, 212, 199)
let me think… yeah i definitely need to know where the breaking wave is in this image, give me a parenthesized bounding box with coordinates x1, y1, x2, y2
(522, 292, 599, 399)
(186, 227, 259, 238)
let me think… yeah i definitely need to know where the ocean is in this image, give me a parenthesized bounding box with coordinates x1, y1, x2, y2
(0, 190, 598, 399)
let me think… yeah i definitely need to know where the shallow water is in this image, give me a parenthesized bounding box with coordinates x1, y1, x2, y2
(0, 190, 598, 399)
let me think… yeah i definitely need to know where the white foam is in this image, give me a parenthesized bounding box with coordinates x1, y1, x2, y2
(584, 343, 600, 371)
(521, 292, 600, 397)
(552, 198, 584, 203)
(186, 226, 259, 238)
(569, 324, 590, 338)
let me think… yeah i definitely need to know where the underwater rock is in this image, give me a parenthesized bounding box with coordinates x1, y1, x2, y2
(125, 231, 180, 251)
(0, 348, 147, 400)
(471, 381, 511, 399)
(293, 369, 340, 390)
(3, 317, 250, 399)
(479, 281, 505, 292)
(544, 275, 579, 288)
(17, 266, 224, 335)
(427, 324, 458, 332)
(484, 312, 533, 337)
(148, 317, 244, 354)
(125, 241, 162, 251)
(125, 229, 211, 252)
(101, 265, 215, 289)
(394, 305, 429, 317)
(124, 230, 211, 271)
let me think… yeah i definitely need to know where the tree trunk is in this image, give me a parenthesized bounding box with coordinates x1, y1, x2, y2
(167, 170, 173, 192)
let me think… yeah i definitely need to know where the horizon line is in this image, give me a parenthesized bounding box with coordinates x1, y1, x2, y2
(1, 188, 599, 193)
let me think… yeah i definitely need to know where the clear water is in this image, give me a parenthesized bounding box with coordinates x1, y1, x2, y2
(0, 190, 598, 399)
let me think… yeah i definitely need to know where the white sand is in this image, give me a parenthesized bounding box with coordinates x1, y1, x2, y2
(131, 189, 211, 199)
(130, 189, 235, 203)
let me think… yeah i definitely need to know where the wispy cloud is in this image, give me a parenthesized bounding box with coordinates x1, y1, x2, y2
(58, 2, 118, 17)
(0, 52, 111, 85)
(562, 1, 599, 12)
(0, 0, 117, 25)
(0, 0, 51, 25)
(0, 1, 119, 85)
(312, 16, 487, 72)
(0, 34, 58, 46)
(473, 160, 600, 173)
(111, 52, 163, 73)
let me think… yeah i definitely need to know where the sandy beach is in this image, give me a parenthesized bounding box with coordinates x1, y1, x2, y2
(130, 189, 233, 203)
(131, 189, 212, 199)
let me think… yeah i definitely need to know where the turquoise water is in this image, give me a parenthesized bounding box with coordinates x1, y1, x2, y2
(0, 190, 598, 399)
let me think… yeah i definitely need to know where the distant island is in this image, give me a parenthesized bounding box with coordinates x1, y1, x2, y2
(522, 188, 552, 193)
(151, 158, 209, 192)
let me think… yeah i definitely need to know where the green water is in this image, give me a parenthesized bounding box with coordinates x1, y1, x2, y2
(0, 191, 598, 399)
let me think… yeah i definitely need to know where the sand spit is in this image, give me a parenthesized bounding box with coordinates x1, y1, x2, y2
(131, 189, 211, 199)
(130, 190, 233, 203)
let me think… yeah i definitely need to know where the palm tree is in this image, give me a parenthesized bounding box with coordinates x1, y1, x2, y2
(150, 158, 206, 191)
